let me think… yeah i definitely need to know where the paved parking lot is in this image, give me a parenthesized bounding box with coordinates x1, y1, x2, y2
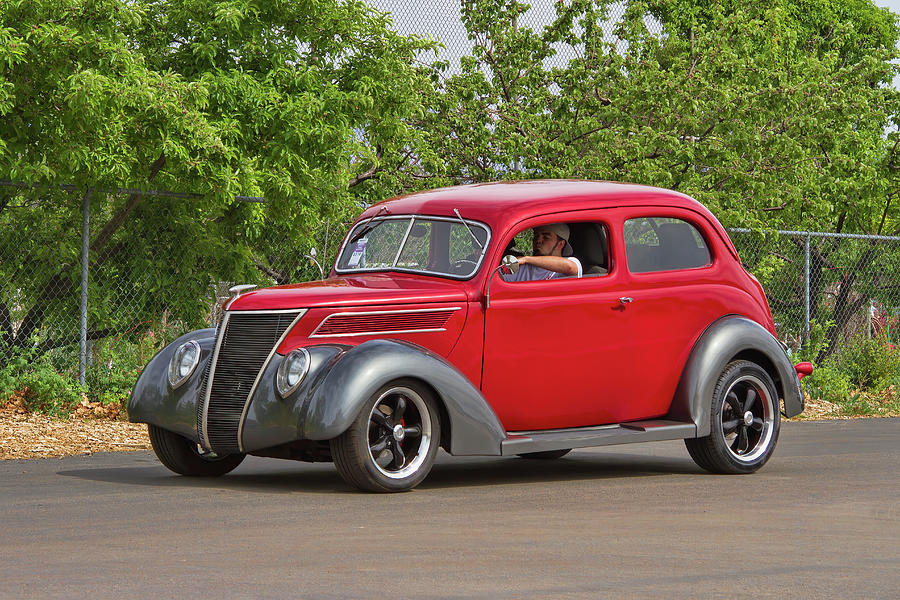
(1, 419, 898, 599)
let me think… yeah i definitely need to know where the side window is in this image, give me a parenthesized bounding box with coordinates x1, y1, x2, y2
(501, 221, 610, 281)
(624, 217, 711, 273)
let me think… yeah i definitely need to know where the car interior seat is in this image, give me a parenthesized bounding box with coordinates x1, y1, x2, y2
(656, 222, 710, 270)
(568, 223, 608, 276)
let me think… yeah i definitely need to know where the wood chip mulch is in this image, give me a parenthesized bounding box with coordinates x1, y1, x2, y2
(0, 403, 150, 461)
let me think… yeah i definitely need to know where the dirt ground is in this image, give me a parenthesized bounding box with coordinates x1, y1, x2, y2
(0, 392, 867, 461)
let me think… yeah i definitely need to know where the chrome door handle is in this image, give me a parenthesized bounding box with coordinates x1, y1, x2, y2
(618, 297, 634, 304)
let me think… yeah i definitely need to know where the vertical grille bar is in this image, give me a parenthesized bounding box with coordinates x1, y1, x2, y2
(195, 357, 213, 449)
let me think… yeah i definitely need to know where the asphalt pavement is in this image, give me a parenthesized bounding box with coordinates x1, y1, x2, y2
(1, 419, 898, 599)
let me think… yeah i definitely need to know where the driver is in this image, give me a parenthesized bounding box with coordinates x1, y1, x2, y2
(503, 223, 582, 281)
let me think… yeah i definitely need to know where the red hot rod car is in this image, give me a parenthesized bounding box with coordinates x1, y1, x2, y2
(129, 180, 809, 492)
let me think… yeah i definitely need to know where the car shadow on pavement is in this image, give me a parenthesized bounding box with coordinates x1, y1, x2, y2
(56, 449, 701, 494)
(420, 452, 700, 490)
(57, 458, 347, 495)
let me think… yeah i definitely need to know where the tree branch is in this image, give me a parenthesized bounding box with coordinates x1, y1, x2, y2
(90, 153, 166, 254)
(252, 255, 287, 285)
(348, 147, 384, 188)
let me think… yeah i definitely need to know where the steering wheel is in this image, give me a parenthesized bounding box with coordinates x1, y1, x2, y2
(450, 259, 477, 275)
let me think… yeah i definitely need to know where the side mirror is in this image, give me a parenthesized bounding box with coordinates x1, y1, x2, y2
(304, 247, 325, 280)
(485, 255, 520, 309)
(501, 254, 519, 274)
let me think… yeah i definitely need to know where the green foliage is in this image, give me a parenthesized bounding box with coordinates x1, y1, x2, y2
(804, 363, 853, 406)
(0, 321, 177, 416)
(83, 327, 167, 407)
(0, 341, 31, 398)
(0, 0, 437, 356)
(833, 387, 900, 416)
(794, 319, 832, 363)
(803, 331, 900, 415)
(412, 0, 900, 235)
(0, 342, 84, 418)
(835, 333, 900, 392)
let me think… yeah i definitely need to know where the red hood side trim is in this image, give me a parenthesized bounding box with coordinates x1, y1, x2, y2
(227, 274, 469, 311)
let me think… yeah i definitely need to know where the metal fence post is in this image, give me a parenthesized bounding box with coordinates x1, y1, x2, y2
(804, 232, 811, 345)
(79, 187, 92, 387)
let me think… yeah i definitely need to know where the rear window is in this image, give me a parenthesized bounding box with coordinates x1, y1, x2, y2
(624, 217, 711, 273)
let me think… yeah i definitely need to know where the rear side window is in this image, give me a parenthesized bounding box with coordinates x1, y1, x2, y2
(624, 217, 711, 273)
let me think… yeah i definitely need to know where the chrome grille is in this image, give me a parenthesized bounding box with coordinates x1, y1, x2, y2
(195, 358, 213, 449)
(199, 310, 304, 454)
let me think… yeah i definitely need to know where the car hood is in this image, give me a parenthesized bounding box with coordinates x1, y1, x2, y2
(227, 274, 470, 311)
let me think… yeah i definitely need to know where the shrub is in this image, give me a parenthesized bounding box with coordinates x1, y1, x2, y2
(835, 334, 900, 393)
(83, 325, 169, 408)
(1, 324, 170, 418)
(795, 319, 832, 364)
(804, 363, 853, 405)
(0, 342, 84, 418)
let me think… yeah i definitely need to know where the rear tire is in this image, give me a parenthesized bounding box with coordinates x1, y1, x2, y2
(685, 360, 781, 474)
(148, 424, 245, 477)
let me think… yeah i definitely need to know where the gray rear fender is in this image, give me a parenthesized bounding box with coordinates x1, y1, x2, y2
(127, 328, 217, 442)
(669, 316, 804, 437)
(300, 339, 506, 455)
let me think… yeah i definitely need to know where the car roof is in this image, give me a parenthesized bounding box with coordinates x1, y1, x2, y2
(356, 180, 738, 261)
(365, 180, 705, 223)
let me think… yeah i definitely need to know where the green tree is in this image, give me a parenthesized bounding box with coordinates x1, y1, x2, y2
(0, 0, 435, 350)
(408, 0, 900, 352)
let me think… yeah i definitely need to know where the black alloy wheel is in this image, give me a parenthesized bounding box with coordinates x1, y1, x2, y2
(331, 380, 441, 492)
(685, 360, 781, 474)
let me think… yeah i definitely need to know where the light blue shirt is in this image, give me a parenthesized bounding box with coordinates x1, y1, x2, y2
(502, 257, 583, 281)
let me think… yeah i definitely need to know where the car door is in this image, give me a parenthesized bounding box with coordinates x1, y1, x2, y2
(481, 212, 637, 432)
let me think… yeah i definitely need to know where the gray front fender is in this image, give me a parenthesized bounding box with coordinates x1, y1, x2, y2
(669, 316, 804, 437)
(127, 328, 217, 442)
(300, 339, 506, 455)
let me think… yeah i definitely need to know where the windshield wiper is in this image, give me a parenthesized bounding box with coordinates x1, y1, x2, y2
(349, 206, 389, 244)
(453, 208, 483, 250)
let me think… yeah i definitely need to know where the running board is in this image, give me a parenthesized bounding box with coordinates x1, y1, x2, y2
(500, 420, 697, 456)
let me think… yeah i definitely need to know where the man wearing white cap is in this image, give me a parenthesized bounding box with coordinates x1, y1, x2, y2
(502, 223, 583, 281)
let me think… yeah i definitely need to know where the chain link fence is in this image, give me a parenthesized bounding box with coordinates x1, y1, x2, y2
(4, 185, 900, 381)
(0, 188, 353, 395)
(730, 229, 900, 363)
(2, 2, 897, 404)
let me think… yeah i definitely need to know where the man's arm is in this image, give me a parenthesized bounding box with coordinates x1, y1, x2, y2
(517, 255, 580, 276)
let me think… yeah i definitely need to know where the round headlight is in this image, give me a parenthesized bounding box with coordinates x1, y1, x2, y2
(168, 340, 201, 389)
(277, 348, 311, 398)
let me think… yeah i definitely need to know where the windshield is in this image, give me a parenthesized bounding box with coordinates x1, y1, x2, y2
(336, 216, 491, 279)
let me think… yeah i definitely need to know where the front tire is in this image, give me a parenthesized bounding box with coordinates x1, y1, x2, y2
(331, 380, 440, 492)
(685, 360, 781, 474)
(148, 424, 245, 477)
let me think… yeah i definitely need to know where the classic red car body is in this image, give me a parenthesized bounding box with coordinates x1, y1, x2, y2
(130, 180, 805, 492)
